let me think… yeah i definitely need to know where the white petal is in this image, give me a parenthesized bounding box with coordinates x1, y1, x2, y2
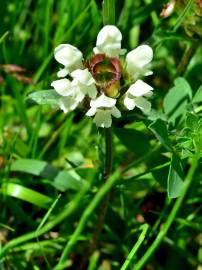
(71, 69, 95, 86)
(96, 25, 122, 46)
(127, 80, 153, 97)
(86, 107, 97, 116)
(133, 96, 151, 113)
(126, 45, 153, 79)
(124, 96, 136, 110)
(74, 86, 85, 102)
(111, 107, 121, 118)
(144, 70, 153, 76)
(59, 97, 78, 113)
(93, 47, 101, 55)
(93, 110, 112, 128)
(57, 68, 68, 78)
(90, 94, 116, 108)
(94, 25, 122, 57)
(54, 44, 83, 71)
(126, 45, 153, 68)
(51, 79, 73, 96)
(71, 69, 97, 99)
(85, 84, 97, 99)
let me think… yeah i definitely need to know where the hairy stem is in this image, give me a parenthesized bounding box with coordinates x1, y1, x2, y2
(76, 128, 113, 270)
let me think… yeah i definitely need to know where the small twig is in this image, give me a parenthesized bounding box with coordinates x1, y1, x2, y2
(176, 42, 199, 76)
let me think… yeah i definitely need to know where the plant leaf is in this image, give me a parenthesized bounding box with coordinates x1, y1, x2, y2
(10, 159, 87, 191)
(163, 77, 192, 124)
(167, 154, 184, 198)
(27, 90, 61, 107)
(192, 85, 202, 104)
(149, 119, 172, 151)
(114, 128, 150, 156)
(186, 112, 199, 130)
(0, 183, 52, 208)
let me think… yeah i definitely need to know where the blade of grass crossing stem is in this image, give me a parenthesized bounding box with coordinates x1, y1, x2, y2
(173, 0, 194, 32)
(44, 0, 53, 58)
(10, 79, 32, 136)
(103, 0, 115, 25)
(87, 251, 100, 270)
(36, 194, 62, 233)
(120, 224, 149, 270)
(0, 31, 9, 43)
(35, 194, 62, 270)
(58, 113, 73, 156)
(132, 153, 199, 270)
(0, 185, 89, 259)
(38, 117, 66, 158)
(29, 108, 42, 158)
(54, 170, 120, 270)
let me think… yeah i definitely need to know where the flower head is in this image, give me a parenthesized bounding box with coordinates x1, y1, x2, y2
(51, 25, 154, 128)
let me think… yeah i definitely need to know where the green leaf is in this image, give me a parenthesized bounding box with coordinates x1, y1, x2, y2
(10, 159, 87, 191)
(186, 112, 199, 130)
(149, 119, 172, 151)
(27, 90, 61, 107)
(52, 170, 87, 192)
(163, 77, 192, 124)
(0, 183, 52, 208)
(167, 155, 184, 198)
(192, 85, 202, 103)
(147, 109, 167, 122)
(152, 165, 169, 189)
(114, 128, 150, 156)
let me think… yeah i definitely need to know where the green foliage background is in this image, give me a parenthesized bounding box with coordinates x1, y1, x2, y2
(0, 0, 202, 269)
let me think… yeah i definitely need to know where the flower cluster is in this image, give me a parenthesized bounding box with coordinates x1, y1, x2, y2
(51, 25, 153, 128)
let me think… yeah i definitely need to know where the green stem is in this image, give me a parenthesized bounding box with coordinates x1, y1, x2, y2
(132, 154, 199, 270)
(104, 128, 113, 179)
(75, 128, 113, 270)
(103, 0, 115, 25)
(91, 128, 113, 247)
(120, 224, 149, 270)
(54, 170, 120, 270)
(176, 42, 199, 76)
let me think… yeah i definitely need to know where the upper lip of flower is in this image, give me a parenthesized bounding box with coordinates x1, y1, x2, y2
(93, 25, 122, 58)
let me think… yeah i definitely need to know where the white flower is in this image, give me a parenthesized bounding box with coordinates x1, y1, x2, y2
(86, 94, 121, 128)
(51, 78, 74, 96)
(71, 69, 97, 100)
(93, 25, 122, 58)
(124, 80, 153, 113)
(126, 45, 153, 80)
(54, 44, 83, 77)
(59, 96, 79, 113)
(51, 78, 79, 113)
(51, 70, 98, 113)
